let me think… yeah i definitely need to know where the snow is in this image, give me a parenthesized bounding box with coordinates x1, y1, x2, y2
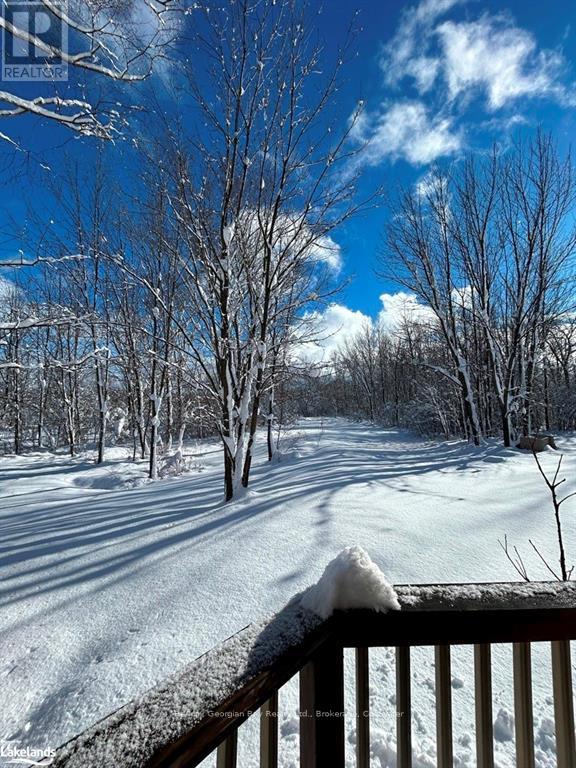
(1, 418, 576, 767)
(494, 709, 514, 742)
(50, 598, 322, 768)
(301, 545, 400, 618)
(223, 222, 235, 247)
(48, 581, 576, 768)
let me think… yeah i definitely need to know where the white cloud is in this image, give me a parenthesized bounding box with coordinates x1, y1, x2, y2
(415, 169, 448, 199)
(356, 102, 461, 166)
(378, 291, 435, 330)
(437, 17, 567, 109)
(298, 303, 372, 364)
(360, 0, 575, 169)
(231, 210, 343, 274)
(407, 56, 441, 93)
(308, 235, 342, 274)
(382, 0, 466, 90)
(295, 293, 442, 365)
(381, 0, 569, 108)
(450, 284, 475, 311)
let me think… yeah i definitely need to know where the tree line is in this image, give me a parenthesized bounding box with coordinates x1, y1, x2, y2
(3, 131, 574, 492)
(0, 0, 367, 499)
(311, 133, 576, 446)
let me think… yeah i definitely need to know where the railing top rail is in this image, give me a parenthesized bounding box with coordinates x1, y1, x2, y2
(50, 598, 328, 768)
(49, 582, 576, 768)
(394, 580, 576, 611)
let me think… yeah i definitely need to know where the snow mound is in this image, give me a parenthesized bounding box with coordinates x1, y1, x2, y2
(494, 709, 514, 742)
(301, 545, 400, 619)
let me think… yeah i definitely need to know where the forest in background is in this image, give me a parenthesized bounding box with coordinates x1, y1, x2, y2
(1, 1, 575, 500)
(313, 134, 576, 445)
(3, 132, 575, 480)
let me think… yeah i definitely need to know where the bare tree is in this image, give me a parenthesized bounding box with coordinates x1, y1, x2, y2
(147, 0, 371, 499)
(455, 135, 576, 445)
(381, 133, 576, 447)
(0, 0, 180, 140)
(383, 172, 483, 444)
(500, 449, 575, 582)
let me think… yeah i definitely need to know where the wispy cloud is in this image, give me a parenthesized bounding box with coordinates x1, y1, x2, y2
(381, 0, 466, 91)
(352, 0, 574, 168)
(437, 16, 569, 109)
(354, 102, 461, 166)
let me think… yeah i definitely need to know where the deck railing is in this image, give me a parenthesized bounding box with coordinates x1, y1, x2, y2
(51, 582, 576, 768)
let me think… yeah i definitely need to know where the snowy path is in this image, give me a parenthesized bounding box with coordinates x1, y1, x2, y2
(1, 418, 575, 767)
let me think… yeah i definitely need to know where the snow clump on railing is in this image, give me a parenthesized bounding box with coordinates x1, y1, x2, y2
(301, 545, 400, 619)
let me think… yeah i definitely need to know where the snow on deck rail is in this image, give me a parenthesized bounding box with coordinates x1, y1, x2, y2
(395, 580, 576, 611)
(50, 597, 326, 768)
(50, 582, 576, 768)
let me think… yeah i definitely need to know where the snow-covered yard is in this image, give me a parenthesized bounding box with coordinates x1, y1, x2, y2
(1, 418, 575, 767)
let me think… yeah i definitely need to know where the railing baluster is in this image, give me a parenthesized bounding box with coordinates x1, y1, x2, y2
(396, 646, 411, 768)
(356, 647, 370, 768)
(513, 641, 534, 768)
(435, 644, 453, 768)
(216, 730, 237, 768)
(551, 639, 576, 768)
(299, 643, 345, 768)
(474, 643, 494, 768)
(260, 692, 278, 768)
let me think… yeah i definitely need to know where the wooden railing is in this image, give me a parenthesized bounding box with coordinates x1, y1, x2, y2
(51, 582, 576, 768)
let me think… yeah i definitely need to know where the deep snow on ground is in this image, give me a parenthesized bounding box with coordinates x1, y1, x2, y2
(1, 418, 575, 767)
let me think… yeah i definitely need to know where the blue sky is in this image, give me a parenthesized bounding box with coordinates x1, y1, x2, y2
(2, 0, 576, 342)
(328, 0, 576, 325)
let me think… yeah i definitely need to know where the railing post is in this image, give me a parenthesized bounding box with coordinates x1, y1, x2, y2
(474, 644, 494, 768)
(513, 641, 534, 768)
(396, 646, 411, 768)
(299, 643, 345, 768)
(435, 644, 453, 768)
(355, 647, 370, 768)
(260, 692, 278, 768)
(551, 639, 576, 768)
(216, 730, 237, 768)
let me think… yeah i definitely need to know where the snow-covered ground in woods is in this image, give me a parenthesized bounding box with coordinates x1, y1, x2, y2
(1, 418, 575, 768)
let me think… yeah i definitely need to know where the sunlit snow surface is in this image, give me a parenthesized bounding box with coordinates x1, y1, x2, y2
(1, 418, 575, 767)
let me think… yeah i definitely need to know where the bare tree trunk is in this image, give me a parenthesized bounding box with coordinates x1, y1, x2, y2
(266, 389, 275, 462)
